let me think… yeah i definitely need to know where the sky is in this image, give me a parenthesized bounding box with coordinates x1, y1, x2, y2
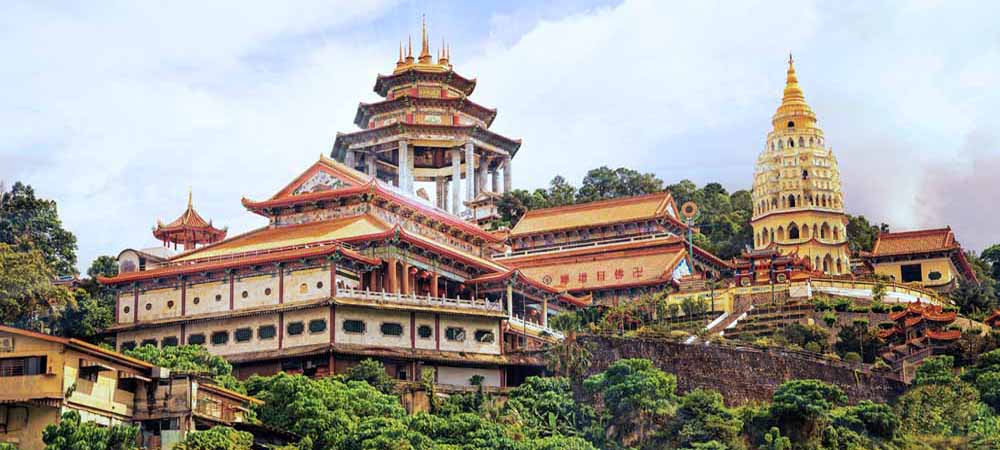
(2, 0, 999, 272)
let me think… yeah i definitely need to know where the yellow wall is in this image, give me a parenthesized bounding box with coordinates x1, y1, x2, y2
(873, 257, 956, 287)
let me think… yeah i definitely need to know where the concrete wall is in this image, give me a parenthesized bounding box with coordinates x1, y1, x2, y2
(874, 257, 955, 287)
(436, 366, 502, 388)
(581, 335, 906, 405)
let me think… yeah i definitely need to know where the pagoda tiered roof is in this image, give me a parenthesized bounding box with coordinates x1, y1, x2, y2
(153, 192, 227, 247)
(374, 67, 476, 97)
(353, 96, 497, 128)
(332, 123, 522, 155)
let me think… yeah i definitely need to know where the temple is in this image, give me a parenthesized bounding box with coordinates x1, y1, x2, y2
(863, 227, 977, 293)
(331, 18, 518, 218)
(496, 192, 731, 305)
(751, 55, 851, 274)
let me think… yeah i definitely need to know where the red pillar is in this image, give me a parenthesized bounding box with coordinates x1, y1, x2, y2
(330, 305, 336, 345)
(133, 287, 139, 322)
(434, 314, 440, 351)
(410, 312, 416, 349)
(278, 312, 284, 349)
(387, 259, 398, 294)
(180, 279, 186, 316)
(401, 262, 410, 295)
(430, 274, 439, 298)
(278, 264, 284, 304)
(330, 262, 337, 297)
(229, 273, 235, 310)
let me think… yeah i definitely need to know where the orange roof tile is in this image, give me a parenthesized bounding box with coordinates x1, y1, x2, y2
(871, 227, 959, 257)
(510, 192, 678, 236)
(173, 215, 389, 262)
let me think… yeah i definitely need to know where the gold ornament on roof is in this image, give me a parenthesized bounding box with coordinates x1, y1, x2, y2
(392, 16, 453, 74)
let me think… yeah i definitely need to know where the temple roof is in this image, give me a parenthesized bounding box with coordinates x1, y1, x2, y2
(332, 123, 521, 154)
(509, 192, 680, 237)
(241, 155, 502, 244)
(373, 19, 477, 97)
(871, 227, 960, 257)
(153, 191, 227, 243)
(353, 96, 497, 128)
(172, 214, 389, 263)
(501, 236, 689, 292)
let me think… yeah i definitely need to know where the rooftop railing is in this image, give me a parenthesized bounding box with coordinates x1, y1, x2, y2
(496, 232, 676, 259)
(507, 316, 564, 340)
(337, 287, 502, 313)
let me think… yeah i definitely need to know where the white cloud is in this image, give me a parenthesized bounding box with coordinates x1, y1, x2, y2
(2, 0, 999, 272)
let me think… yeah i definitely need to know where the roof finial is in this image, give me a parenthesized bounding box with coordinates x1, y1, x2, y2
(418, 14, 432, 63)
(788, 52, 794, 66)
(397, 41, 404, 65)
(187, 187, 193, 208)
(405, 35, 414, 63)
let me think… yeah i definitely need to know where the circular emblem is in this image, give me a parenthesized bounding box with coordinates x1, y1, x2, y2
(541, 275, 553, 285)
(740, 277, 751, 287)
(681, 202, 699, 220)
(776, 273, 788, 283)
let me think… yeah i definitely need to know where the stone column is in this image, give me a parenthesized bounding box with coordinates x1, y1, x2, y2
(367, 153, 377, 178)
(477, 157, 488, 195)
(451, 148, 462, 215)
(465, 142, 475, 202)
(503, 155, 512, 193)
(491, 169, 500, 193)
(430, 274, 439, 298)
(401, 262, 410, 295)
(542, 297, 548, 328)
(344, 150, 356, 169)
(506, 283, 514, 317)
(441, 181, 449, 211)
(398, 140, 410, 192)
(387, 259, 398, 294)
(435, 178, 445, 209)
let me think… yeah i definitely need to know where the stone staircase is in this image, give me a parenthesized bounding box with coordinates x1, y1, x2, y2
(723, 302, 815, 340)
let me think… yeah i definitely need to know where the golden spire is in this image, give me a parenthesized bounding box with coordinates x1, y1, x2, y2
(438, 37, 448, 64)
(772, 52, 816, 127)
(418, 15, 432, 63)
(405, 35, 414, 63)
(396, 41, 404, 67)
(187, 187, 193, 209)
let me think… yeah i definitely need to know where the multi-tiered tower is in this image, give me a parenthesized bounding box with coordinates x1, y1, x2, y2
(751, 56, 850, 274)
(331, 19, 520, 216)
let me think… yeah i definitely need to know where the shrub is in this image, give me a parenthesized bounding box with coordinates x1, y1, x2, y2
(890, 304, 906, 312)
(877, 321, 895, 330)
(844, 352, 862, 364)
(805, 342, 822, 353)
(834, 299, 852, 312)
(822, 312, 838, 328)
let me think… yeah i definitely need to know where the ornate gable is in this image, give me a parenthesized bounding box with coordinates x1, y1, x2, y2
(292, 171, 347, 195)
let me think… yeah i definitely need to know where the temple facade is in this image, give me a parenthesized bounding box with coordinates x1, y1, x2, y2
(863, 227, 977, 293)
(331, 19, 518, 218)
(751, 56, 851, 274)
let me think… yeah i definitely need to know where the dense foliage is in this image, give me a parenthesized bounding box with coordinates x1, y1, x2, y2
(172, 427, 253, 450)
(0, 182, 78, 275)
(123, 344, 244, 392)
(42, 411, 138, 450)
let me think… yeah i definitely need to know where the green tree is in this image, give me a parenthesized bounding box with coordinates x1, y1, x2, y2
(846, 215, 887, 253)
(761, 427, 791, 450)
(0, 243, 72, 329)
(768, 379, 847, 443)
(173, 427, 252, 450)
(660, 388, 743, 450)
(54, 288, 112, 341)
(546, 175, 577, 207)
(584, 358, 678, 446)
(42, 411, 138, 450)
(834, 319, 880, 363)
(503, 376, 596, 439)
(576, 166, 663, 203)
(345, 358, 397, 394)
(245, 373, 407, 450)
(0, 182, 78, 275)
(124, 345, 243, 392)
(951, 276, 997, 316)
(982, 244, 1000, 284)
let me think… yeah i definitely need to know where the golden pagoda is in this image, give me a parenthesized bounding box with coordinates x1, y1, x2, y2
(750, 55, 850, 274)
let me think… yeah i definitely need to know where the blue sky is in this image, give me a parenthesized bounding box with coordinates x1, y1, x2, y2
(3, 0, 999, 272)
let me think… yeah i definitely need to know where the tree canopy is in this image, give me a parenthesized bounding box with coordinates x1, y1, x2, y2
(0, 242, 72, 330)
(0, 182, 78, 275)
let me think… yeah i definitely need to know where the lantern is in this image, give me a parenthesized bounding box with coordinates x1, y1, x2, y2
(409, 267, 418, 275)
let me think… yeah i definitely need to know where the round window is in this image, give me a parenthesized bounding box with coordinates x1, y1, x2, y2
(123, 306, 131, 314)
(215, 294, 222, 302)
(316, 281, 324, 289)
(265, 287, 272, 296)
(928, 271, 942, 281)
(193, 297, 201, 305)
(145, 303, 152, 311)
(241, 290, 249, 299)
(167, 300, 175, 309)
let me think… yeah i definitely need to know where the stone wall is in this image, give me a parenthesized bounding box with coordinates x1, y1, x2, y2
(581, 335, 906, 405)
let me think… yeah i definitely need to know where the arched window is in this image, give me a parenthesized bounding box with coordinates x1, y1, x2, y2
(788, 194, 796, 208)
(798, 137, 805, 147)
(821, 222, 831, 239)
(812, 223, 818, 237)
(801, 224, 810, 239)
(809, 137, 814, 146)
(778, 140, 784, 149)
(823, 254, 833, 272)
(788, 138, 795, 147)
(787, 121, 795, 128)
(836, 258, 843, 274)
(833, 226, 840, 240)
(770, 229, 775, 243)
(802, 170, 809, 180)
(781, 197, 787, 208)
(789, 223, 800, 239)
(815, 256, 821, 270)
(777, 226, 786, 241)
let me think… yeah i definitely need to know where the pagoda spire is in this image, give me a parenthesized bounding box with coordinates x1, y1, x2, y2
(772, 53, 816, 128)
(418, 15, 432, 63)
(405, 35, 414, 63)
(397, 41, 404, 67)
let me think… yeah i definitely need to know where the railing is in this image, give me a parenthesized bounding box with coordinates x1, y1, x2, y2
(810, 278, 946, 304)
(507, 316, 565, 340)
(161, 238, 358, 268)
(496, 232, 676, 259)
(337, 287, 502, 313)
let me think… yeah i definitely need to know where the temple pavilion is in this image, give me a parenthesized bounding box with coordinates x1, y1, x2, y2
(862, 227, 977, 293)
(153, 191, 227, 251)
(331, 19, 518, 218)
